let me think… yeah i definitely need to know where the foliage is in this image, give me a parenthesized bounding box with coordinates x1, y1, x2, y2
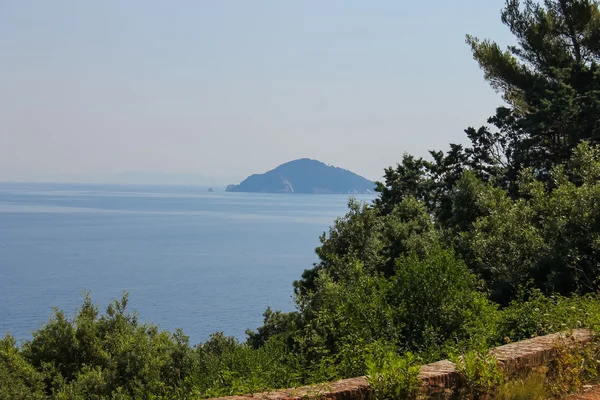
(3, 292, 600, 398)
(366, 349, 421, 400)
(457, 142, 600, 302)
(452, 350, 505, 399)
(194, 333, 302, 398)
(292, 247, 500, 377)
(294, 198, 385, 297)
(20, 292, 202, 399)
(497, 289, 600, 341)
(245, 307, 300, 349)
(545, 335, 600, 397)
(294, 260, 398, 381)
(371, 0, 600, 305)
(0, 334, 46, 400)
(372, 0, 600, 206)
(389, 249, 499, 360)
(466, 0, 600, 184)
(0, 293, 305, 400)
(304, 144, 600, 306)
(295, 196, 442, 297)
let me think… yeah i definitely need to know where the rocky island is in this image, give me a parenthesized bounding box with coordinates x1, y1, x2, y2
(225, 158, 375, 194)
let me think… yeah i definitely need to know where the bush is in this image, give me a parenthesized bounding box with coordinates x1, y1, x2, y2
(1, 293, 303, 399)
(497, 289, 600, 342)
(0, 334, 46, 400)
(389, 248, 500, 360)
(366, 348, 421, 400)
(194, 333, 301, 398)
(452, 349, 504, 399)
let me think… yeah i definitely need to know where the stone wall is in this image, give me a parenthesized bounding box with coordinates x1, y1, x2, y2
(210, 329, 594, 400)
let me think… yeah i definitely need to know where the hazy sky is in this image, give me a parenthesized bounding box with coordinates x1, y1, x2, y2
(0, 1, 515, 183)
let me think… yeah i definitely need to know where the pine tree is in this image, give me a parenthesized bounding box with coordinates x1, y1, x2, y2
(467, 0, 600, 183)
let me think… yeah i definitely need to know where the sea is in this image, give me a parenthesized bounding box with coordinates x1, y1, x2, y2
(0, 182, 375, 345)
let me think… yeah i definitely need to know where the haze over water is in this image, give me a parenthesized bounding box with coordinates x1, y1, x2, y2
(0, 182, 374, 344)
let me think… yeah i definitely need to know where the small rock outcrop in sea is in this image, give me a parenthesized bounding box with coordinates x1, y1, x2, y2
(225, 158, 375, 194)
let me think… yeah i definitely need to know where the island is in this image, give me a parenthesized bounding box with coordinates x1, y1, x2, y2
(225, 158, 375, 194)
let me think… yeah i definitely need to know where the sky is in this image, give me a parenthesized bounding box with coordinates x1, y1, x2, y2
(0, 1, 516, 184)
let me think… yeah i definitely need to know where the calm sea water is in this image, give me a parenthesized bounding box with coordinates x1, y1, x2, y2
(0, 182, 374, 344)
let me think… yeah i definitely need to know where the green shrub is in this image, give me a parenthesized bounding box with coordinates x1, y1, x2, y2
(2, 293, 303, 399)
(194, 333, 301, 398)
(389, 248, 500, 360)
(366, 349, 421, 400)
(452, 349, 504, 399)
(0, 334, 46, 400)
(497, 290, 600, 342)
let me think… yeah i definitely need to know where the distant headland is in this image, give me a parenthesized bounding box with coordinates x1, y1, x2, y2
(225, 158, 375, 194)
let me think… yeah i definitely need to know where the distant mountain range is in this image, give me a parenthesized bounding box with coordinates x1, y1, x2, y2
(225, 158, 375, 194)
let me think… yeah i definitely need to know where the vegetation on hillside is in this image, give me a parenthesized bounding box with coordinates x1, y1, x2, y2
(4, 0, 600, 398)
